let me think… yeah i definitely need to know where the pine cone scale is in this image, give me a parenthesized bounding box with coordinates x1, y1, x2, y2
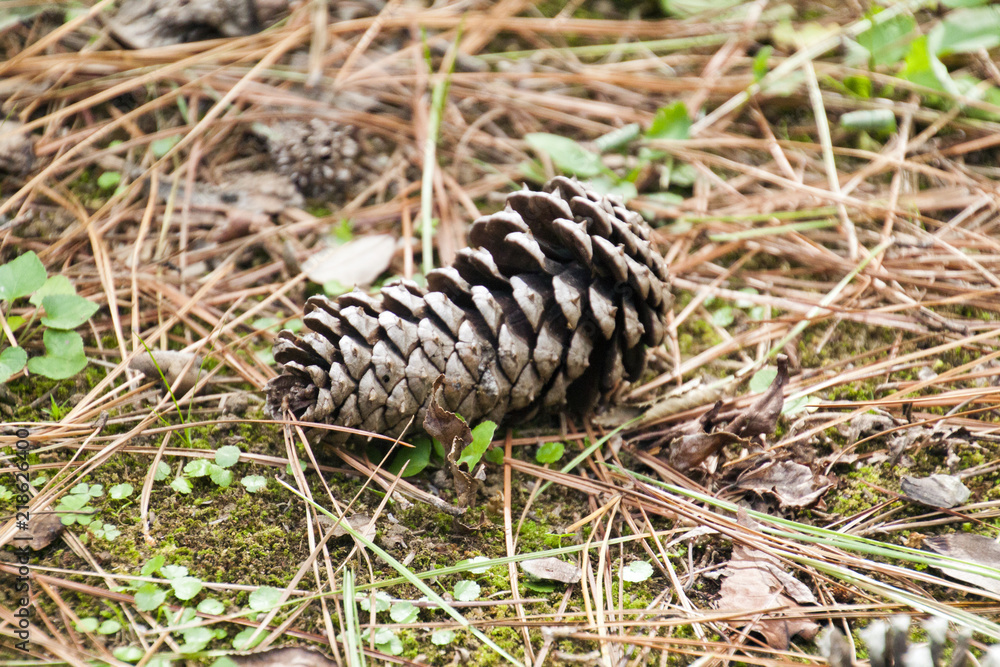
(266, 177, 673, 438)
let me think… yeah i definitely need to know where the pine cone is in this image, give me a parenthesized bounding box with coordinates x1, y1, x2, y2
(265, 176, 672, 438)
(266, 119, 392, 200)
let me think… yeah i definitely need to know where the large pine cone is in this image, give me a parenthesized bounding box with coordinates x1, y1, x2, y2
(266, 177, 672, 438)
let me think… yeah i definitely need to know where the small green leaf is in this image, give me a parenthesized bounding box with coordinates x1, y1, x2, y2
(154, 461, 171, 481)
(198, 598, 225, 615)
(844, 75, 872, 99)
(248, 586, 282, 612)
(523, 579, 556, 593)
(232, 627, 265, 651)
(29, 274, 75, 306)
(215, 445, 241, 468)
(97, 171, 121, 190)
(141, 554, 165, 577)
(782, 394, 814, 416)
(484, 447, 504, 465)
(170, 477, 193, 494)
(389, 601, 419, 623)
(87, 484, 103, 497)
(458, 421, 496, 469)
(840, 109, 897, 133)
(535, 442, 565, 464)
(750, 367, 778, 394)
(0, 251, 47, 302)
(75, 617, 99, 632)
(734, 288, 758, 309)
(593, 123, 640, 153)
(150, 135, 181, 158)
(929, 5, 1000, 55)
(97, 620, 121, 635)
(752, 46, 772, 82)
(524, 133, 605, 178)
(135, 584, 167, 611)
(622, 560, 654, 583)
(109, 483, 134, 500)
(26, 329, 87, 380)
(902, 36, 958, 95)
(241, 475, 266, 493)
(856, 9, 917, 67)
(463, 556, 493, 574)
(210, 465, 233, 488)
(40, 294, 99, 329)
(160, 565, 189, 579)
(431, 629, 456, 645)
(453, 580, 481, 602)
(646, 102, 690, 141)
(387, 436, 431, 477)
(184, 459, 213, 478)
(0, 346, 27, 383)
(113, 646, 144, 662)
(357, 590, 391, 613)
(172, 576, 204, 600)
(711, 306, 735, 327)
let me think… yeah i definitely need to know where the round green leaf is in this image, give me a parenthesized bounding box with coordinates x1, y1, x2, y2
(141, 554, 165, 577)
(197, 598, 225, 615)
(387, 436, 431, 477)
(524, 133, 605, 178)
(98, 620, 121, 635)
(210, 466, 233, 488)
(180, 626, 213, 650)
(0, 251, 46, 302)
(150, 135, 181, 158)
(97, 171, 121, 190)
(170, 477, 193, 494)
(357, 590, 391, 613)
(463, 556, 493, 574)
(40, 294, 99, 329)
(241, 475, 266, 493)
(29, 274, 74, 307)
(453, 580, 481, 602)
(214, 445, 241, 468)
(113, 646, 144, 662)
(749, 367, 778, 394)
(184, 459, 213, 478)
(135, 584, 167, 611)
(711, 306, 735, 327)
(232, 627, 265, 651)
(75, 617, 99, 632)
(109, 483, 134, 500)
(172, 576, 203, 601)
(27, 329, 87, 380)
(622, 560, 654, 583)
(248, 586, 282, 612)
(431, 629, 455, 645)
(0, 346, 27, 383)
(535, 441, 565, 464)
(389, 601, 419, 624)
(160, 565, 189, 579)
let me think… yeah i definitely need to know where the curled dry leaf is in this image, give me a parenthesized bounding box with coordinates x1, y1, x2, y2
(16, 512, 64, 551)
(301, 234, 397, 290)
(323, 513, 376, 541)
(723, 355, 788, 439)
(520, 557, 582, 584)
(669, 430, 744, 473)
(129, 351, 204, 395)
(231, 646, 338, 666)
(0, 120, 35, 175)
(900, 474, 970, 508)
(423, 378, 485, 509)
(715, 508, 819, 650)
(736, 460, 835, 508)
(923, 534, 1000, 595)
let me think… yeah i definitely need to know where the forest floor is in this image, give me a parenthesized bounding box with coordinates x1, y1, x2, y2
(2, 0, 1000, 665)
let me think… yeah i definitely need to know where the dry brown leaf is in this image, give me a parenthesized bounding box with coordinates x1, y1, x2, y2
(323, 513, 376, 540)
(301, 234, 397, 290)
(900, 474, 971, 509)
(0, 120, 35, 175)
(715, 509, 819, 649)
(16, 512, 64, 551)
(724, 355, 788, 439)
(923, 534, 1000, 595)
(129, 351, 204, 395)
(736, 460, 835, 508)
(669, 431, 745, 473)
(520, 557, 582, 583)
(423, 377, 484, 510)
